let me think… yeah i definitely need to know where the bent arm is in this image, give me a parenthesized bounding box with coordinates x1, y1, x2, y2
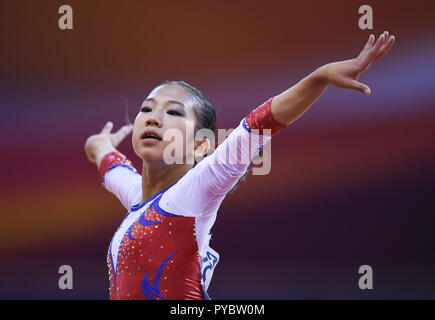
(85, 121, 141, 210)
(100, 151, 142, 210)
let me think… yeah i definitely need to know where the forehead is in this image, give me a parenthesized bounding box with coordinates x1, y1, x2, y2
(145, 84, 195, 109)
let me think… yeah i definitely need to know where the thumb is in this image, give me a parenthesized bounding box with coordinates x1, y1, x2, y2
(350, 79, 371, 96)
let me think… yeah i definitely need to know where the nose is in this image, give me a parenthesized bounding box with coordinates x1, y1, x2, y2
(145, 116, 162, 128)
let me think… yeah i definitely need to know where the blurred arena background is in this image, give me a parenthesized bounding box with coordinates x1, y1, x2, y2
(0, 0, 434, 299)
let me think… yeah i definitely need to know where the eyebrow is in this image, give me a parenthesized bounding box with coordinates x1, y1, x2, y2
(144, 97, 186, 109)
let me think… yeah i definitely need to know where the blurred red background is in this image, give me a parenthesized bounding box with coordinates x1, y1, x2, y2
(1, 0, 434, 298)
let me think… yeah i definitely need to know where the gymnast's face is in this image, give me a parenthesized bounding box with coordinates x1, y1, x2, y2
(132, 84, 202, 165)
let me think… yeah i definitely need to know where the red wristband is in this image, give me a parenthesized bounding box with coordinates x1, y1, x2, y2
(99, 151, 135, 184)
(245, 97, 287, 136)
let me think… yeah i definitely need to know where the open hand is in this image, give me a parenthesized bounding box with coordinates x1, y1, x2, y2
(318, 31, 395, 95)
(85, 121, 133, 164)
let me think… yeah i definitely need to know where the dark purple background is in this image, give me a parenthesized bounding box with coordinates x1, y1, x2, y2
(1, 0, 434, 299)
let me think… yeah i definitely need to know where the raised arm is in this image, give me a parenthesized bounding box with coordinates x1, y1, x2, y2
(85, 121, 133, 168)
(85, 121, 141, 209)
(159, 98, 286, 218)
(271, 32, 395, 126)
(159, 32, 396, 218)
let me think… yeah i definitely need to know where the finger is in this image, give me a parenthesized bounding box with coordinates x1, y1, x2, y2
(112, 124, 133, 145)
(360, 33, 385, 66)
(367, 33, 385, 59)
(373, 35, 395, 62)
(383, 31, 389, 43)
(358, 34, 375, 57)
(349, 79, 371, 96)
(101, 121, 113, 134)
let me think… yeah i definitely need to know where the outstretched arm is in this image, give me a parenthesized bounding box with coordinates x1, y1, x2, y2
(159, 32, 396, 218)
(85, 122, 142, 209)
(271, 31, 395, 126)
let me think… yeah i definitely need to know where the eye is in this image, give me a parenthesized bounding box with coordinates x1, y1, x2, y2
(167, 110, 183, 116)
(140, 106, 151, 112)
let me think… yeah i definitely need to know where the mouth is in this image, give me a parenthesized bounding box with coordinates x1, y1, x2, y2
(140, 130, 162, 141)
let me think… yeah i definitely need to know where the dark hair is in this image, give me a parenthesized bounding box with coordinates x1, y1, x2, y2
(154, 80, 252, 194)
(155, 80, 216, 167)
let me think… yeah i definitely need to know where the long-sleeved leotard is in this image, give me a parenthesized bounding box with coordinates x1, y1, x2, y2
(101, 96, 287, 300)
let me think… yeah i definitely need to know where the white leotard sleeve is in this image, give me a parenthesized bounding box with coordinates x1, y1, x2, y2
(102, 117, 273, 292)
(103, 117, 271, 216)
(159, 117, 272, 217)
(103, 165, 142, 210)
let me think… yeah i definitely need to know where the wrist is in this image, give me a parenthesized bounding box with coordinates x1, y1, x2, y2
(313, 65, 330, 84)
(98, 150, 134, 185)
(95, 146, 118, 168)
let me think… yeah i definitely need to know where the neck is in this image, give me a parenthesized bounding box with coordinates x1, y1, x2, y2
(141, 159, 193, 202)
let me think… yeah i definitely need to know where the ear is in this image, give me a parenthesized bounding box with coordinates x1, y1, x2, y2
(193, 137, 211, 161)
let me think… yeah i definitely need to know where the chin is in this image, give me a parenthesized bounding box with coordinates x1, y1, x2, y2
(133, 146, 162, 161)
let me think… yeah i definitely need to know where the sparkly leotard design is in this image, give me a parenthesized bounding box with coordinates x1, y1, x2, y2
(100, 97, 287, 299)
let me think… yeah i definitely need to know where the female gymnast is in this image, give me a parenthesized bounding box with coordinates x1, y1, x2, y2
(85, 32, 395, 299)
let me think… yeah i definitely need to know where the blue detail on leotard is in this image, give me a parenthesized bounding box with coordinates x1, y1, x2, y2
(202, 286, 211, 300)
(110, 182, 177, 287)
(201, 251, 218, 283)
(127, 224, 136, 240)
(109, 235, 116, 289)
(141, 250, 177, 300)
(139, 213, 162, 226)
(241, 116, 251, 133)
(152, 193, 182, 217)
(130, 182, 176, 211)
